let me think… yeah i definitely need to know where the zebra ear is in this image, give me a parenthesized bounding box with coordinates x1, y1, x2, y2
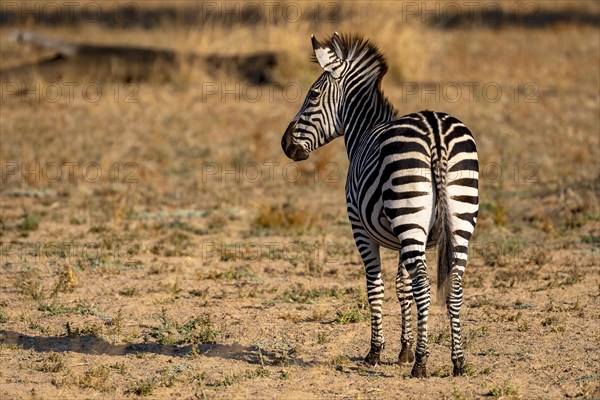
(332, 31, 342, 46)
(311, 35, 343, 79)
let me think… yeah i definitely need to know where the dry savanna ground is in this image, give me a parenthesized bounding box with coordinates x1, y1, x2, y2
(0, 1, 599, 399)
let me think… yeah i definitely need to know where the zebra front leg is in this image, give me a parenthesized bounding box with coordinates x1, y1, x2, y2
(352, 227, 384, 367)
(447, 266, 466, 376)
(396, 262, 414, 365)
(402, 251, 431, 378)
(364, 257, 385, 367)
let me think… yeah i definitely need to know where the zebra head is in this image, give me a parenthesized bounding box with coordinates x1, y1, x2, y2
(281, 33, 348, 161)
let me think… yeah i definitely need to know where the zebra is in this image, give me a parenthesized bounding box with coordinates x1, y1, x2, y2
(281, 33, 478, 378)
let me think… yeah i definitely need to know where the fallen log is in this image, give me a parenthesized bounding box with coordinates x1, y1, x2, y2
(2, 30, 279, 84)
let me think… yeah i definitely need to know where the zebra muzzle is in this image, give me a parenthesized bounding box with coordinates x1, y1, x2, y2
(282, 122, 309, 161)
(287, 145, 309, 161)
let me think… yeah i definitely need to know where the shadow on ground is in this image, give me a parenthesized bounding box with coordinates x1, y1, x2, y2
(0, 330, 312, 367)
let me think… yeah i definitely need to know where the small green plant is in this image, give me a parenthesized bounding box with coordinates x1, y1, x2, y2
(38, 302, 70, 315)
(430, 367, 451, 378)
(204, 264, 255, 281)
(207, 373, 242, 387)
(282, 283, 343, 304)
(158, 365, 188, 387)
(151, 310, 220, 348)
(431, 331, 452, 345)
(181, 314, 221, 345)
(126, 379, 156, 396)
(203, 367, 270, 389)
(317, 331, 329, 344)
(487, 382, 519, 397)
(109, 361, 127, 375)
(335, 307, 366, 324)
(462, 361, 475, 376)
(29, 322, 48, 334)
(150, 309, 178, 345)
(38, 300, 104, 318)
(330, 355, 351, 372)
(65, 322, 101, 337)
(451, 387, 465, 400)
(106, 309, 124, 337)
(279, 370, 291, 380)
(0, 308, 8, 323)
(516, 320, 529, 332)
(470, 297, 492, 308)
(189, 288, 209, 298)
(335, 290, 369, 324)
(36, 352, 65, 373)
(18, 213, 40, 231)
(78, 365, 111, 391)
(118, 287, 139, 297)
(16, 271, 44, 301)
(541, 316, 565, 332)
(546, 266, 585, 288)
(581, 234, 599, 244)
(474, 326, 490, 337)
(166, 220, 207, 235)
(244, 367, 271, 379)
(151, 231, 192, 256)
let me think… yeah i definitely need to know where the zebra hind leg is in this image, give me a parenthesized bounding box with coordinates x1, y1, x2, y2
(401, 250, 431, 378)
(396, 263, 414, 365)
(446, 195, 476, 376)
(447, 266, 466, 376)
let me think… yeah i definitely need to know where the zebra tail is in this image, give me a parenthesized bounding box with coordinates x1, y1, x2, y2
(435, 178, 455, 303)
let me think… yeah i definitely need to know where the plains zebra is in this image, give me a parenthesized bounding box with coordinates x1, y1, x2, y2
(281, 33, 479, 377)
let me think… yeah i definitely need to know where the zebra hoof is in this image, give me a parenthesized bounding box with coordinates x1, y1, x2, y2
(363, 344, 384, 367)
(398, 344, 415, 365)
(453, 360, 466, 377)
(410, 363, 427, 378)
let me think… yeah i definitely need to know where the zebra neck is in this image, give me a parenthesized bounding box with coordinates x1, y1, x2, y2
(343, 88, 397, 159)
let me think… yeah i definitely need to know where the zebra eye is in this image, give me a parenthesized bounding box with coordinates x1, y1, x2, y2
(308, 90, 320, 100)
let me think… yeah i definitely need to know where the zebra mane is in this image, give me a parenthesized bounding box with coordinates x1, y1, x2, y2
(311, 33, 389, 76)
(311, 33, 398, 119)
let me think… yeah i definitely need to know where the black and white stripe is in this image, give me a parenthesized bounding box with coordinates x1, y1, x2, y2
(282, 33, 478, 378)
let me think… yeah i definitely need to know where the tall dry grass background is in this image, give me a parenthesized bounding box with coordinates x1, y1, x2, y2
(0, 1, 599, 399)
